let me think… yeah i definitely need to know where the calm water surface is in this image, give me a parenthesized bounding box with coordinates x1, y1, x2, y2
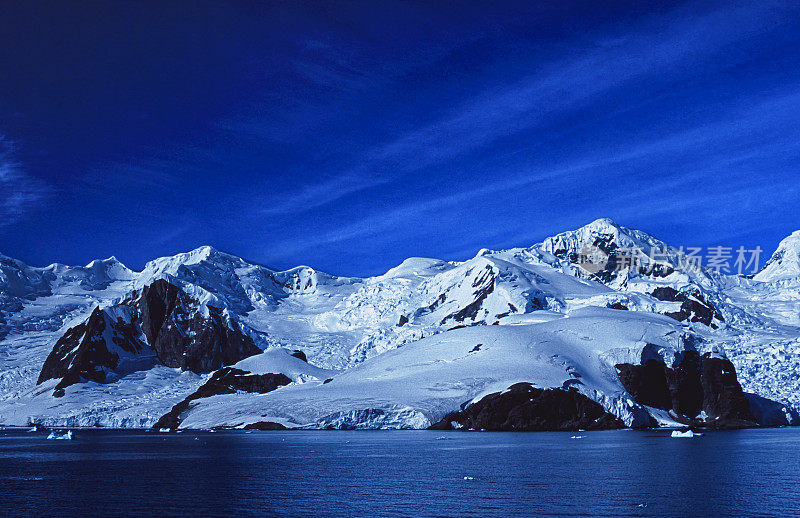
(1, 428, 799, 517)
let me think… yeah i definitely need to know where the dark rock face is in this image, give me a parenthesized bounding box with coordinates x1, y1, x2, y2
(138, 279, 261, 373)
(37, 306, 151, 395)
(429, 383, 625, 431)
(616, 350, 756, 428)
(290, 350, 307, 362)
(38, 279, 262, 395)
(650, 287, 723, 328)
(745, 393, 799, 427)
(154, 367, 292, 429)
(616, 358, 672, 410)
(138, 279, 182, 351)
(243, 421, 287, 430)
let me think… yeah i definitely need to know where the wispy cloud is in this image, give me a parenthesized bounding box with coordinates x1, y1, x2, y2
(262, 86, 800, 261)
(0, 138, 49, 228)
(253, 2, 792, 219)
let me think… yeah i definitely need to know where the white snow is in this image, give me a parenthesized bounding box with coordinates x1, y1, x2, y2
(46, 430, 72, 440)
(754, 231, 800, 282)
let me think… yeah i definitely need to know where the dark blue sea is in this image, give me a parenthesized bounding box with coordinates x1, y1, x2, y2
(1, 428, 799, 517)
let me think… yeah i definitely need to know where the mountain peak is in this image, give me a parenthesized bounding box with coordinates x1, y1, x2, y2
(542, 218, 666, 255)
(142, 246, 242, 272)
(583, 217, 621, 229)
(754, 230, 800, 282)
(84, 256, 124, 268)
(186, 245, 220, 261)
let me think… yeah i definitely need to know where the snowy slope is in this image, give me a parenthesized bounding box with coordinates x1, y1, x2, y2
(177, 308, 700, 429)
(754, 231, 800, 283)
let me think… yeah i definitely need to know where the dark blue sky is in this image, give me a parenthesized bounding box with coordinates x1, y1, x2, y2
(1, 1, 799, 275)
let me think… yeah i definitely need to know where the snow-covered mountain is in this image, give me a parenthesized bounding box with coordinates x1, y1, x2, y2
(1, 218, 799, 430)
(755, 231, 800, 283)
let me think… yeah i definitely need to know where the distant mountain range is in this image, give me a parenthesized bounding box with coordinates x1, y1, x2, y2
(2, 218, 800, 430)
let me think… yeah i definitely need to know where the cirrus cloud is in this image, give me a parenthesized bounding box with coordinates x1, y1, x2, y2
(0, 138, 50, 228)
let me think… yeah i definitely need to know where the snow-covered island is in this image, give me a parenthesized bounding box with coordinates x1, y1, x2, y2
(1, 218, 799, 431)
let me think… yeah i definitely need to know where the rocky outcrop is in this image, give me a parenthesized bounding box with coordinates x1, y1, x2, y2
(37, 306, 152, 396)
(154, 367, 292, 429)
(290, 350, 307, 362)
(38, 279, 261, 395)
(745, 393, 799, 426)
(616, 350, 756, 428)
(138, 279, 261, 372)
(649, 286, 723, 328)
(242, 421, 287, 430)
(429, 383, 625, 431)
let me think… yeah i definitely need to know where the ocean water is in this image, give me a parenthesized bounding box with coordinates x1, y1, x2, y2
(1, 428, 799, 517)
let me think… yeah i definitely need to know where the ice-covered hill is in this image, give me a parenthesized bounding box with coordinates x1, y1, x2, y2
(755, 231, 800, 283)
(1, 218, 800, 429)
(173, 309, 726, 430)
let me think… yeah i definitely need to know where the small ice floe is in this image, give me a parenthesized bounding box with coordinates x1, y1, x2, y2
(193, 437, 199, 441)
(158, 428, 171, 433)
(28, 425, 39, 433)
(671, 430, 697, 438)
(570, 435, 584, 439)
(463, 476, 474, 481)
(46, 430, 72, 440)
(435, 436, 448, 440)
(637, 503, 648, 508)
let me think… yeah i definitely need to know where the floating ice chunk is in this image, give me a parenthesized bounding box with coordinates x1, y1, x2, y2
(463, 476, 474, 480)
(671, 430, 695, 438)
(158, 428, 170, 433)
(46, 430, 72, 440)
(570, 435, 584, 439)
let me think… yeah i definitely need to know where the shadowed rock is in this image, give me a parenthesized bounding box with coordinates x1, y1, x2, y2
(138, 279, 261, 373)
(38, 279, 261, 395)
(290, 350, 307, 362)
(243, 421, 288, 430)
(38, 305, 151, 395)
(616, 350, 756, 428)
(650, 286, 723, 328)
(429, 383, 624, 431)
